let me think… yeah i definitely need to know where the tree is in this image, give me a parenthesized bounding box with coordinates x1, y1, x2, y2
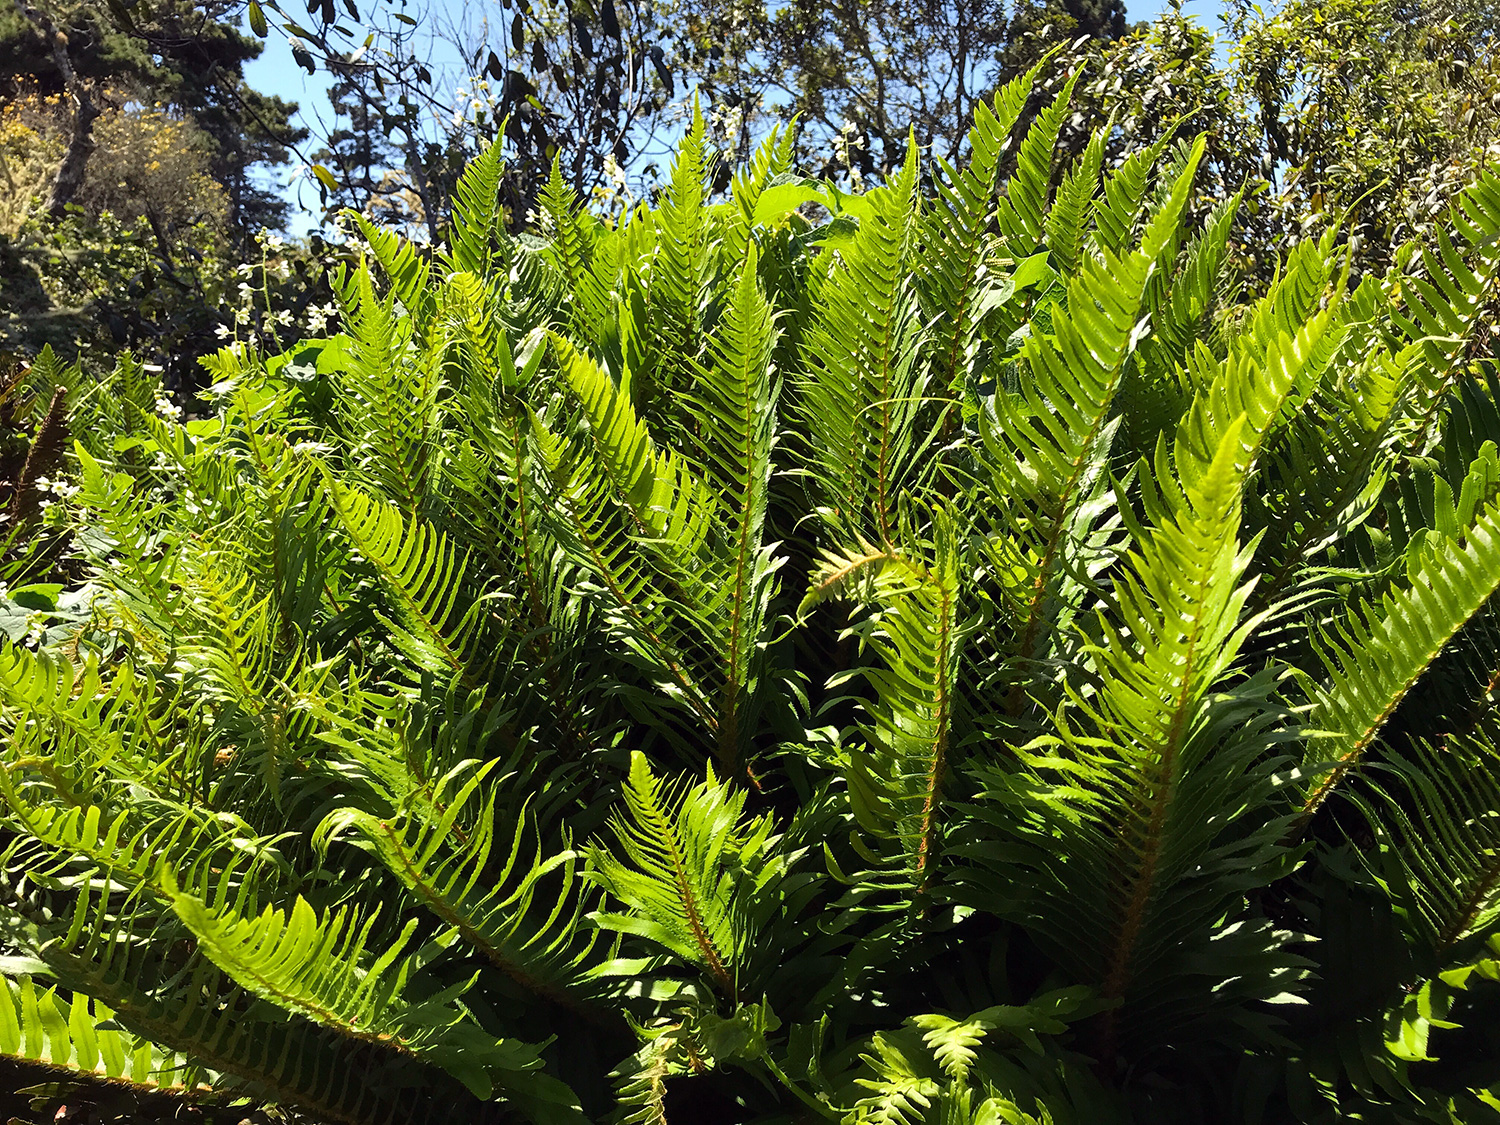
(665, 0, 1125, 177)
(0, 0, 305, 231)
(1061, 0, 1500, 282)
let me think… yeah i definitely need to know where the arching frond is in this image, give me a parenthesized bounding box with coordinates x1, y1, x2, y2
(589, 752, 784, 998)
(1300, 491, 1500, 823)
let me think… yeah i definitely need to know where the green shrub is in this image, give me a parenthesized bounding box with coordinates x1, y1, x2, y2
(3, 68, 1500, 1124)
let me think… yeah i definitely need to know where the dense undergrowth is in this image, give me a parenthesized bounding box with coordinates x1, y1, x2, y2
(2, 65, 1500, 1124)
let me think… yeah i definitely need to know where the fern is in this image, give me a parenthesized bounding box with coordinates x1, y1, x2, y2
(801, 140, 925, 544)
(1299, 491, 1500, 823)
(589, 752, 784, 999)
(11, 88, 1500, 1125)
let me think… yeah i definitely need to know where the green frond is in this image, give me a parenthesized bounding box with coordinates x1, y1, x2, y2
(164, 869, 553, 1102)
(801, 139, 924, 543)
(29, 890, 481, 1125)
(1043, 128, 1105, 277)
(612, 1032, 673, 1125)
(529, 404, 719, 732)
(350, 211, 435, 332)
(551, 332, 720, 611)
(327, 262, 442, 514)
(445, 137, 506, 277)
(1172, 285, 1340, 488)
(315, 766, 602, 1012)
(608, 1012, 777, 1125)
(1390, 170, 1500, 453)
(1088, 136, 1172, 256)
(589, 751, 783, 997)
(963, 418, 1302, 1057)
(994, 73, 1078, 259)
(1251, 334, 1411, 610)
(722, 122, 797, 269)
(920, 64, 1039, 399)
(324, 477, 488, 685)
(643, 101, 715, 416)
(824, 508, 967, 889)
(1133, 187, 1242, 380)
(979, 137, 1206, 702)
(684, 244, 782, 765)
(911, 988, 1099, 1083)
(69, 444, 184, 634)
(1300, 491, 1500, 823)
(539, 156, 610, 342)
(0, 975, 201, 1094)
(1351, 733, 1500, 966)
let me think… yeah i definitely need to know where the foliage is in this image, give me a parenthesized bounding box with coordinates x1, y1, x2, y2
(4, 68, 1500, 1125)
(0, 0, 304, 230)
(0, 0, 308, 383)
(1066, 0, 1500, 283)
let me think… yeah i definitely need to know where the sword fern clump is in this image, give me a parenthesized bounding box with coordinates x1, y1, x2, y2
(3, 73, 1500, 1124)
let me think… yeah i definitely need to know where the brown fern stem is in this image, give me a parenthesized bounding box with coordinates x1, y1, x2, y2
(8, 385, 68, 527)
(914, 582, 955, 887)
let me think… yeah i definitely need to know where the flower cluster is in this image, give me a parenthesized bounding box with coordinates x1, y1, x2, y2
(215, 229, 340, 348)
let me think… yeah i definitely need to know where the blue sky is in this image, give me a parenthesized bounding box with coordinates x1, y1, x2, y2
(244, 0, 1227, 232)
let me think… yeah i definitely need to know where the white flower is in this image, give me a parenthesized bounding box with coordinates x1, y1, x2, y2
(307, 307, 329, 334)
(271, 309, 293, 327)
(154, 393, 183, 420)
(214, 323, 232, 340)
(37, 475, 79, 499)
(235, 307, 250, 326)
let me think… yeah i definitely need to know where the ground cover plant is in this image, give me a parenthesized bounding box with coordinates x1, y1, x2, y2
(3, 63, 1500, 1124)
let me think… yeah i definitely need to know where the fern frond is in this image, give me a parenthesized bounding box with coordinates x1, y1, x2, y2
(1300, 492, 1500, 823)
(315, 766, 602, 1013)
(980, 137, 1206, 706)
(722, 122, 797, 270)
(1043, 127, 1106, 277)
(445, 138, 505, 277)
(994, 72, 1078, 259)
(539, 156, 610, 343)
(350, 212, 435, 332)
(920, 63, 1039, 399)
(551, 333, 720, 610)
(165, 870, 551, 1101)
(529, 405, 718, 732)
(820, 508, 967, 889)
(1088, 135, 1172, 256)
(685, 245, 782, 766)
(801, 139, 925, 544)
(0, 975, 202, 1094)
(643, 101, 715, 417)
(1390, 170, 1500, 455)
(27, 893, 468, 1125)
(589, 752, 783, 997)
(963, 419, 1302, 1059)
(1351, 733, 1500, 966)
(328, 262, 442, 515)
(324, 477, 489, 686)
